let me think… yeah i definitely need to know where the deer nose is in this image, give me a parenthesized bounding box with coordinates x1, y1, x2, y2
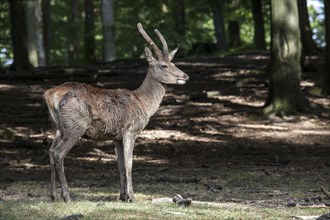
(183, 74, 189, 80)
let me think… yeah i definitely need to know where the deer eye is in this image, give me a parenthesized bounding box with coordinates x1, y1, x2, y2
(161, 64, 168, 69)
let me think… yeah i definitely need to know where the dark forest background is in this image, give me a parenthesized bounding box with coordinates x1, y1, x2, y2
(0, 0, 325, 65)
(1, 0, 329, 115)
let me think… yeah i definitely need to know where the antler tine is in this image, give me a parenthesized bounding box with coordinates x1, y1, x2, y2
(154, 29, 169, 57)
(137, 23, 162, 58)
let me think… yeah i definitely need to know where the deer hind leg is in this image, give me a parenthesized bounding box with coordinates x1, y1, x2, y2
(49, 130, 61, 201)
(53, 132, 81, 202)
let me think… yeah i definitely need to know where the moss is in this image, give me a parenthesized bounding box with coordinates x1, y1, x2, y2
(0, 127, 15, 140)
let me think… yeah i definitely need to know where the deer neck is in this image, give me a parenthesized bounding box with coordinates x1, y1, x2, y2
(135, 69, 167, 117)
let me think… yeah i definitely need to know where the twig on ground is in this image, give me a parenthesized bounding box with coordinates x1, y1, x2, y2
(321, 186, 330, 199)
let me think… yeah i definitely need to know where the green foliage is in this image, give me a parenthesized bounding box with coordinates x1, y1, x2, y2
(0, 127, 15, 140)
(0, 1, 13, 67)
(308, 3, 325, 47)
(226, 0, 254, 46)
(262, 0, 271, 49)
(49, 0, 70, 65)
(114, 0, 217, 58)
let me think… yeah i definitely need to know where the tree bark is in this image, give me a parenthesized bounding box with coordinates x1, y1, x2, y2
(68, 0, 79, 65)
(42, 0, 51, 66)
(35, 0, 45, 66)
(175, 0, 185, 36)
(264, 0, 310, 115)
(322, 0, 330, 95)
(101, 0, 116, 62)
(251, 0, 266, 50)
(84, 0, 95, 63)
(26, 0, 38, 67)
(297, 0, 319, 55)
(25, 0, 46, 67)
(228, 20, 241, 48)
(213, 1, 227, 51)
(9, 0, 32, 71)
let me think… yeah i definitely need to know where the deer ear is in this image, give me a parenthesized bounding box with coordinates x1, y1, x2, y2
(144, 47, 156, 62)
(168, 47, 178, 61)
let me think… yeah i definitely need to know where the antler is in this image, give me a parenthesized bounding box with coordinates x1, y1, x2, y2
(137, 23, 169, 59)
(154, 29, 169, 57)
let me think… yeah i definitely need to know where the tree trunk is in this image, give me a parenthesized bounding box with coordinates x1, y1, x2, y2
(68, 0, 79, 65)
(131, 3, 140, 58)
(35, 0, 45, 66)
(297, 0, 319, 55)
(322, 0, 330, 95)
(213, 1, 227, 51)
(9, 0, 32, 71)
(264, 0, 310, 115)
(84, 0, 95, 63)
(101, 0, 116, 62)
(42, 0, 51, 66)
(251, 0, 266, 50)
(175, 0, 185, 36)
(25, 0, 46, 66)
(26, 0, 38, 67)
(228, 20, 241, 48)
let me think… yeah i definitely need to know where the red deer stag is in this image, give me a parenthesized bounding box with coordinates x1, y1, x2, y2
(43, 23, 189, 202)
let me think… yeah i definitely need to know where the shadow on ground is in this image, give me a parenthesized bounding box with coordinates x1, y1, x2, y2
(1, 55, 329, 207)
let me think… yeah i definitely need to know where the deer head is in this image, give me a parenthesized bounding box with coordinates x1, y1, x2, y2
(137, 23, 189, 85)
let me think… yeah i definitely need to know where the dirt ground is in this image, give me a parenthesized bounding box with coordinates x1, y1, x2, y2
(0, 54, 329, 208)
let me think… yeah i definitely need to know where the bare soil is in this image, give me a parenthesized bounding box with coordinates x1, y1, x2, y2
(0, 54, 329, 208)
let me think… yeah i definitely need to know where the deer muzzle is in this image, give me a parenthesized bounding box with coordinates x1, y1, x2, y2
(177, 73, 189, 85)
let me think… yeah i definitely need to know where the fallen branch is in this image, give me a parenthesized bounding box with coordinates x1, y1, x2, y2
(291, 215, 321, 220)
(321, 186, 330, 199)
(152, 197, 239, 208)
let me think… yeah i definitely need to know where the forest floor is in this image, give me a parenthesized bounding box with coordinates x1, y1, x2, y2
(0, 54, 329, 219)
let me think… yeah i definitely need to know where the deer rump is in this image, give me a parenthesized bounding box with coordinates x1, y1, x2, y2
(45, 82, 149, 141)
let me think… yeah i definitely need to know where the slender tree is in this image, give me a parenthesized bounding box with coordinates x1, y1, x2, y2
(228, 20, 241, 48)
(101, 0, 116, 62)
(42, 0, 51, 66)
(297, 0, 319, 55)
(251, 0, 266, 50)
(25, 0, 45, 67)
(9, 0, 32, 71)
(322, 0, 330, 95)
(26, 0, 38, 67)
(35, 0, 45, 66)
(227, 0, 241, 48)
(175, 0, 185, 36)
(84, 0, 95, 63)
(264, 0, 310, 115)
(68, 0, 79, 65)
(213, 0, 227, 51)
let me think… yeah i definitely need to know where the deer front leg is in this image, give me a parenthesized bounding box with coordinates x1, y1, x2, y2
(114, 141, 126, 201)
(115, 133, 136, 202)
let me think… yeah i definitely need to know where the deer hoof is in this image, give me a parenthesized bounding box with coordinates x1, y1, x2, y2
(50, 194, 57, 202)
(63, 195, 71, 203)
(120, 193, 134, 202)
